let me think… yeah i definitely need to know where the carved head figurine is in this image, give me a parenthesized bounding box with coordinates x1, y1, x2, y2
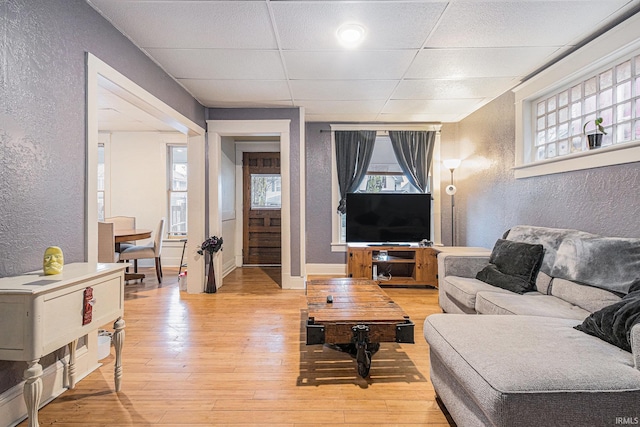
(43, 246, 64, 275)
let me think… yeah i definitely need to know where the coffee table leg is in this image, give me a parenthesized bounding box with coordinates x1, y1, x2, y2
(353, 325, 371, 378)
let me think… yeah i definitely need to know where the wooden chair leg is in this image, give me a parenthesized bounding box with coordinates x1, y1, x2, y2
(155, 257, 162, 284)
(134, 260, 138, 273)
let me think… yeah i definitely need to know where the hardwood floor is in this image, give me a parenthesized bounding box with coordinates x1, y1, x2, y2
(19, 267, 451, 426)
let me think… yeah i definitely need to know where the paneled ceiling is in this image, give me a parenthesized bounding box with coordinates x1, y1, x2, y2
(88, 0, 640, 125)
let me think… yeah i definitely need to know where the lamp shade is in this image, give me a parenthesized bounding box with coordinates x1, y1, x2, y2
(443, 159, 461, 171)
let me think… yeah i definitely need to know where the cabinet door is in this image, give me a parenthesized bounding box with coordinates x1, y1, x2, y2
(416, 248, 438, 286)
(348, 248, 371, 279)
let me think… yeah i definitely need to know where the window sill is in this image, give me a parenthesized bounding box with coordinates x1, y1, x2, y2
(514, 140, 640, 179)
(331, 242, 347, 253)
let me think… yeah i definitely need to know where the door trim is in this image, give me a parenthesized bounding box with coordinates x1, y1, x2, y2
(207, 120, 293, 289)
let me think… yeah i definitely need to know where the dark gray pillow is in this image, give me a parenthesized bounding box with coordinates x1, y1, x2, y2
(475, 239, 544, 294)
(574, 279, 640, 352)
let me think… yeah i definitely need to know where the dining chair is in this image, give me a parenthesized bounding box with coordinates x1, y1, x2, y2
(119, 218, 165, 283)
(97, 222, 119, 263)
(104, 216, 136, 252)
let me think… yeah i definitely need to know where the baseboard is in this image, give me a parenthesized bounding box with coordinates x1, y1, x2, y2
(0, 343, 98, 427)
(305, 263, 347, 277)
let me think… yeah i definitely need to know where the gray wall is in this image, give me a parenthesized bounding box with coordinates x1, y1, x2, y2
(0, 0, 204, 395)
(0, 0, 204, 278)
(304, 94, 640, 265)
(440, 91, 640, 249)
(305, 122, 347, 265)
(206, 108, 302, 277)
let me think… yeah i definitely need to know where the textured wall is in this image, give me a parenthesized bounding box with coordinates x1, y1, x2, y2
(0, 0, 204, 278)
(305, 122, 347, 265)
(441, 91, 640, 249)
(206, 108, 302, 277)
(0, 0, 204, 395)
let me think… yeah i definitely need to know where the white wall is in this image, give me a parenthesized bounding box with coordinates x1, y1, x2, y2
(102, 131, 187, 267)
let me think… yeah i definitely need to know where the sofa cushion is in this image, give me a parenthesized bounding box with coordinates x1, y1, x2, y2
(475, 239, 543, 294)
(424, 314, 640, 427)
(442, 276, 513, 311)
(575, 280, 640, 352)
(505, 225, 592, 276)
(551, 235, 640, 294)
(476, 291, 590, 320)
(551, 278, 622, 313)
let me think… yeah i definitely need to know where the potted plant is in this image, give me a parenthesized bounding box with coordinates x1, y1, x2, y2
(583, 117, 607, 149)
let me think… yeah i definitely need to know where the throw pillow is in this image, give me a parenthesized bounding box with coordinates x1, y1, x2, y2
(574, 279, 640, 353)
(475, 239, 544, 294)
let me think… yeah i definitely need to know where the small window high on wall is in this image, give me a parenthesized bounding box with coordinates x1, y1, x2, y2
(513, 14, 640, 179)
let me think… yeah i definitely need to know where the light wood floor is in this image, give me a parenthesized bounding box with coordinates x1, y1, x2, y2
(19, 267, 452, 426)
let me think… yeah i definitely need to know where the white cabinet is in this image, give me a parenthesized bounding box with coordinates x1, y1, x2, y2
(0, 263, 127, 427)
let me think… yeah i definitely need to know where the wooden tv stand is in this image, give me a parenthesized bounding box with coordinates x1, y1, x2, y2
(347, 244, 438, 287)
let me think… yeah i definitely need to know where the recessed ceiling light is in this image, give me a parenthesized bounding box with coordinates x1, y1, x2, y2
(337, 23, 366, 48)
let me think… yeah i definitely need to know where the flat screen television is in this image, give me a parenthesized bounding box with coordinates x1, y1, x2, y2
(345, 192, 431, 244)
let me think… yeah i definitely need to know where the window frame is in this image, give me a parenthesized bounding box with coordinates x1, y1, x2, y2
(330, 124, 442, 252)
(97, 143, 106, 221)
(167, 144, 188, 238)
(513, 14, 640, 179)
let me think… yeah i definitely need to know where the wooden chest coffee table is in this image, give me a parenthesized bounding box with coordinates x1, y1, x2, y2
(306, 278, 414, 377)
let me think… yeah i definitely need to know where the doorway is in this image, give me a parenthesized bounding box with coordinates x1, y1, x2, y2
(207, 119, 294, 289)
(243, 152, 282, 266)
(87, 53, 206, 293)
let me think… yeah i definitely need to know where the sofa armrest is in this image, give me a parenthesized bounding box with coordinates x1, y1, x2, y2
(632, 323, 640, 371)
(437, 250, 491, 280)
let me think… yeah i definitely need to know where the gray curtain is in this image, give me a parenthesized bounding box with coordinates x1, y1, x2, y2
(388, 130, 436, 193)
(335, 130, 376, 214)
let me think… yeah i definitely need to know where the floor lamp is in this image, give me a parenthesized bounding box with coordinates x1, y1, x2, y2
(443, 159, 461, 246)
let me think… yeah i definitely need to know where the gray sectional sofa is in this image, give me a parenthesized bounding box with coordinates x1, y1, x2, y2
(424, 225, 640, 427)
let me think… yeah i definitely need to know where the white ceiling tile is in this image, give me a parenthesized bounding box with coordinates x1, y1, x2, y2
(271, 2, 448, 50)
(382, 99, 485, 116)
(378, 113, 464, 123)
(178, 79, 292, 106)
(88, 0, 277, 49)
(393, 77, 518, 99)
(290, 80, 398, 101)
(306, 113, 380, 122)
(297, 100, 386, 116)
(144, 49, 286, 80)
(87, 0, 638, 124)
(406, 47, 559, 79)
(427, 1, 630, 48)
(284, 50, 417, 80)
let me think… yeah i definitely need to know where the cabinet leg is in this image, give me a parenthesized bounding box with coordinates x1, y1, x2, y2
(68, 339, 77, 389)
(23, 359, 43, 427)
(113, 317, 125, 392)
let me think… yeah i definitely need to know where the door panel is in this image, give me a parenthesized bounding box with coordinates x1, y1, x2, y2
(243, 152, 281, 265)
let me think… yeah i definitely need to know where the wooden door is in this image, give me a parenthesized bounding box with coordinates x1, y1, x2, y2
(243, 152, 281, 265)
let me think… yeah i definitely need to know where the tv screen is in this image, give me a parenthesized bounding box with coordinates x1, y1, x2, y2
(345, 193, 431, 244)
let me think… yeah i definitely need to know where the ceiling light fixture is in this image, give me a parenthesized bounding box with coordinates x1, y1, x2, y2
(337, 23, 366, 48)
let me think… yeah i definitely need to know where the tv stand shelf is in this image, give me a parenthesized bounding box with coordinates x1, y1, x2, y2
(347, 245, 438, 287)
